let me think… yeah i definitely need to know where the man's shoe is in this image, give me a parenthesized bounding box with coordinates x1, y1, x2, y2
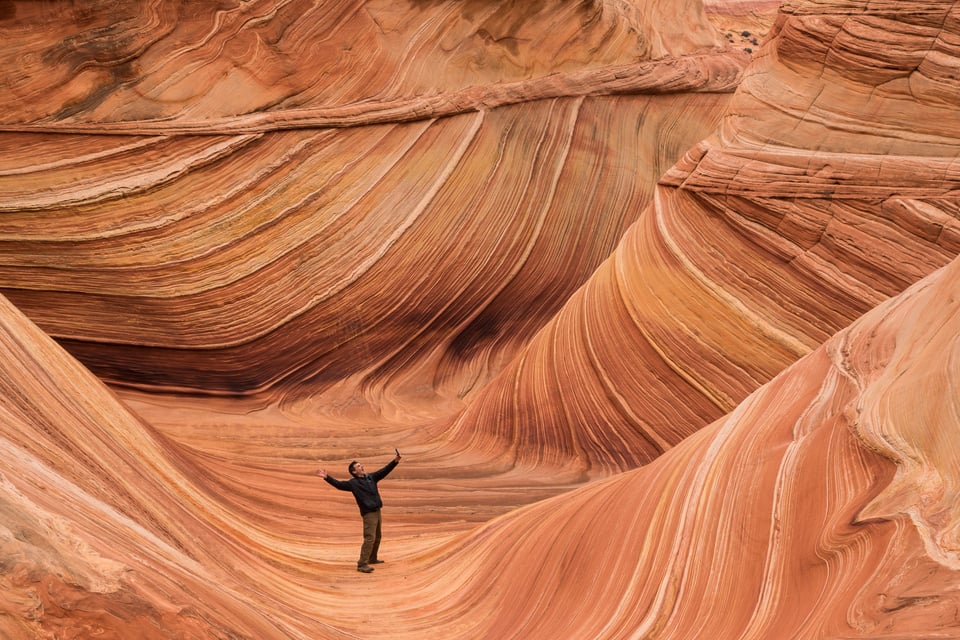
(357, 564, 374, 573)
(369, 559, 385, 564)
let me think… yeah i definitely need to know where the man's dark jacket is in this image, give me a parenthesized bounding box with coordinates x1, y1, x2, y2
(324, 460, 398, 514)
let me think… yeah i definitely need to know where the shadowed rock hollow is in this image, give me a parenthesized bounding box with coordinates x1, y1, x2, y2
(0, 0, 958, 638)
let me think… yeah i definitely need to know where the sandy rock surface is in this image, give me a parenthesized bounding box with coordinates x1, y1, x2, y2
(0, 0, 958, 638)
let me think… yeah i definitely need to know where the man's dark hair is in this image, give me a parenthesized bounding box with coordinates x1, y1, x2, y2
(348, 461, 360, 476)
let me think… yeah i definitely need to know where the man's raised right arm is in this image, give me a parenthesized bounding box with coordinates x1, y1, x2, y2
(316, 467, 350, 490)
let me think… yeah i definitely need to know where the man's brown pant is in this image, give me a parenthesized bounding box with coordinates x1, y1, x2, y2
(359, 510, 382, 567)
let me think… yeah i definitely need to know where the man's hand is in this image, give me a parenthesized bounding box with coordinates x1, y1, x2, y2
(316, 467, 327, 478)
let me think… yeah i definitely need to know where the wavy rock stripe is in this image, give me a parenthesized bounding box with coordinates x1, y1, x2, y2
(444, 0, 960, 472)
(0, 53, 747, 135)
(663, 146, 960, 198)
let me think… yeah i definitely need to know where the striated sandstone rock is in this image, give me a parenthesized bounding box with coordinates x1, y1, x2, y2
(0, 1, 748, 403)
(0, 293, 325, 639)
(376, 253, 960, 639)
(3, 208, 960, 639)
(446, 0, 960, 473)
(0, 0, 958, 638)
(0, 0, 734, 129)
(0, 94, 733, 398)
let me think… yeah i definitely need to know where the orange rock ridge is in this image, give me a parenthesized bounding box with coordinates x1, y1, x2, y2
(0, 0, 958, 638)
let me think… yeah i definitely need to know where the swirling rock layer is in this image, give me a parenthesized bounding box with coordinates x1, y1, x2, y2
(0, 0, 959, 638)
(0, 95, 731, 398)
(447, 0, 960, 473)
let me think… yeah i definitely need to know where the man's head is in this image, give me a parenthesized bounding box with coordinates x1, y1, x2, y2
(348, 461, 365, 477)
